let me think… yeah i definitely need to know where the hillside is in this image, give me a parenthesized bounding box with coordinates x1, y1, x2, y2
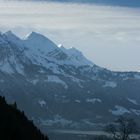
(0, 96, 48, 140)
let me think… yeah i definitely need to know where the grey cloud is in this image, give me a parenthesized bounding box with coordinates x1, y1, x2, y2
(0, 1, 140, 71)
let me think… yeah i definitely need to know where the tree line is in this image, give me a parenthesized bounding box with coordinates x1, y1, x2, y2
(0, 96, 49, 140)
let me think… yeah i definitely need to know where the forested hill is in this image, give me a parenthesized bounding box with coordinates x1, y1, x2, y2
(0, 96, 49, 140)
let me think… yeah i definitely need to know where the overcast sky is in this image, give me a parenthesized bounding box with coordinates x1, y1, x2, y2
(0, 0, 140, 71)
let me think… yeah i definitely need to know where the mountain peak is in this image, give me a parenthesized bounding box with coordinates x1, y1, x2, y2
(5, 30, 14, 35)
(23, 31, 58, 54)
(25, 32, 53, 42)
(3, 31, 20, 41)
(25, 31, 45, 40)
(0, 31, 93, 67)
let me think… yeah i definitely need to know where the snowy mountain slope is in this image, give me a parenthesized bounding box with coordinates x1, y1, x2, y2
(0, 31, 140, 132)
(23, 32, 93, 67)
(0, 32, 31, 74)
(24, 32, 58, 54)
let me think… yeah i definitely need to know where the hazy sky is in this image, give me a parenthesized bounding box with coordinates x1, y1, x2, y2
(0, 0, 140, 71)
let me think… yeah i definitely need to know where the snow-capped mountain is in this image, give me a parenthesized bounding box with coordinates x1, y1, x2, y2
(0, 31, 140, 132)
(23, 32, 93, 67)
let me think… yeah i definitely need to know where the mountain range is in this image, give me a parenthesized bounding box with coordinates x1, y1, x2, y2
(0, 31, 140, 133)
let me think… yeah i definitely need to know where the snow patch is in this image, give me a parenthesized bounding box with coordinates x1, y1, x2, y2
(131, 109, 140, 116)
(127, 98, 138, 105)
(47, 75, 68, 89)
(68, 76, 84, 88)
(86, 98, 102, 104)
(103, 81, 117, 88)
(39, 69, 45, 74)
(75, 100, 81, 103)
(15, 63, 24, 75)
(134, 74, 140, 80)
(31, 79, 38, 85)
(38, 100, 46, 107)
(82, 119, 96, 126)
(47, 63, 65, 74)
(40, 115, 73, 127)
(0, 63, 14, 74)
(109, 105, 130, 116)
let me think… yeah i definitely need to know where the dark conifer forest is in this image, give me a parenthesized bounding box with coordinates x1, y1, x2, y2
(0, 96, 49, 140)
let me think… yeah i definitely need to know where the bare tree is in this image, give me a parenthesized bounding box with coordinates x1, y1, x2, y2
(116, 116, 137, 140)
(105, 116, 138, 140)
(105, 123, 118, 140)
